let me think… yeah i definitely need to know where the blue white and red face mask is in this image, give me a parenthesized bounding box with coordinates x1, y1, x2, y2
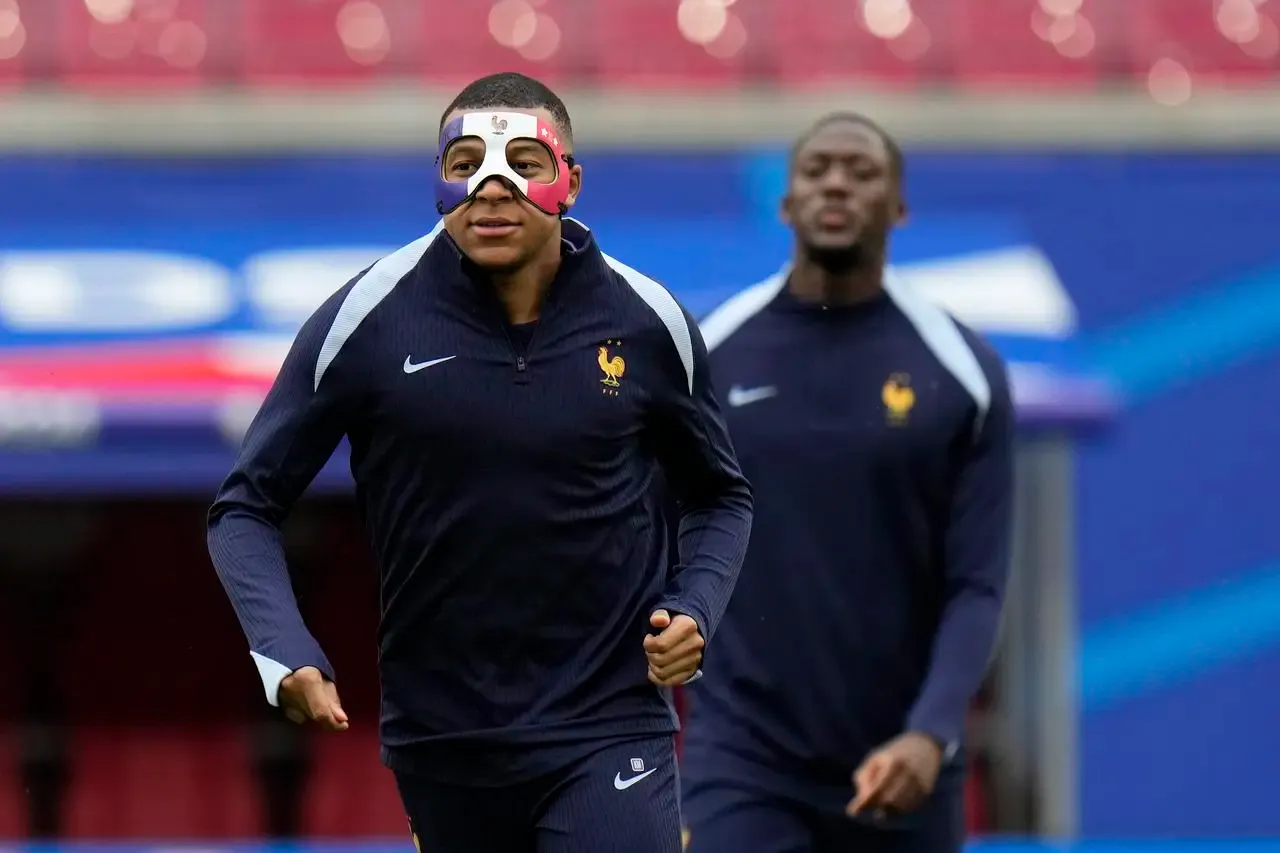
(435, 110, 573, 216)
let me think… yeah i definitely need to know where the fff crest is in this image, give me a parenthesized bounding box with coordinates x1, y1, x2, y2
(598, 340, 625, 396)
(882, 372, 915, 424)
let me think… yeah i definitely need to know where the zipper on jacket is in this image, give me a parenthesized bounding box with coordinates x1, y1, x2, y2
(473, 263, 569, 382)
(493, 321, 530, 383)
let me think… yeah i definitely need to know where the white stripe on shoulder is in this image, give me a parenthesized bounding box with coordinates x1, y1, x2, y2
(699, 270, 788, 353)
(313, 220, 446, 391)
(883, 270, 991, 434)
(602, 254, 695, 394)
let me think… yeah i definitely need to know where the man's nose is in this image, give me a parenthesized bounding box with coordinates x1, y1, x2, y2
(474, 176, 516, 201)
(818, 164, 855, 196)
(820, 173, 853, 196)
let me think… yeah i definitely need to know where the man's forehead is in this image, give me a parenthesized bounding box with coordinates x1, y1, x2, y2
(798, 122, 890, 160)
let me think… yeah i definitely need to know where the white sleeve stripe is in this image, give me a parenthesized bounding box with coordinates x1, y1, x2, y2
(884, 270, 992, 435)
(602, 254, 696, 394)
(313, 220, 447, 391)
(250, 651, 292, 707)
(699, 271, 787, 353)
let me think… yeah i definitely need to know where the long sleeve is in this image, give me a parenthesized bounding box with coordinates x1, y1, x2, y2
(207, 278, 366, 706)
(651, 306, 754, 645)
(907, 351, 1015, 749)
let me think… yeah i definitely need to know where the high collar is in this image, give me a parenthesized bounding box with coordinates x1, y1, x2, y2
(772, 278, 891, 316)
(759, 262, 894, 317)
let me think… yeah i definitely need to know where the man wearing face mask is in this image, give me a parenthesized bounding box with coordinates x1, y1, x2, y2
(207, 72, 752, 852)
(679, 113, 1013, 852)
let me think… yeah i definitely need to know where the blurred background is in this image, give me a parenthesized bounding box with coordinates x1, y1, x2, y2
(1, 0, 1279, 851)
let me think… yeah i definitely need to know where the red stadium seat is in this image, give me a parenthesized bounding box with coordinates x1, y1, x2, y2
(57, 502, 257, 725)
(951, 0, 1104, 89)
(0, 0, 59, 89)
(964, 758, 991, 834)
(53, 0, 213, 90)
(0, 604, 24, 839)
(0, 0, 28, 89)
(1, 0, 1273, 91)
(239, 0, 421, 87)
(419, 0, 576, 88)
(63, 725, 259, 838)
(592, 0, 748, 88)
(301, 725, 405, 837)
(0, 727, 24, 838)
(8, 0, 1273, 92)
(771, 0, 940, 87)
(1126, 0, 1280, 85)
(0, 57, 18, 91)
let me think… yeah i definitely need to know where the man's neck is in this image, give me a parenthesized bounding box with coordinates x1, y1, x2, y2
(490, 236, 563, 324)
(787, 255, 885, 306)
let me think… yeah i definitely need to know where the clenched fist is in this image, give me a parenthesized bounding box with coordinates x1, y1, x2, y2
(643, 609, 704, 686)
(279, 666, 349, 731)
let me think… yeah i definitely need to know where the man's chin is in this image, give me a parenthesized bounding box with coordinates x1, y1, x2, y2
(805, 241, 866, 273)
(463, 244, 525, 272)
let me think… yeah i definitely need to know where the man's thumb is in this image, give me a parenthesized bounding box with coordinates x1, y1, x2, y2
(650, 609, 671, 629)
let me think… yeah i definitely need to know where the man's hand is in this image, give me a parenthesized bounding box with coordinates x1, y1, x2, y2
(278, 666, 349, 731)
(847, 732, 943, 818)
(643, 610, 704, 686)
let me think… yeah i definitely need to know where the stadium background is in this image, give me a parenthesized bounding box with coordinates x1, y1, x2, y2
(2, 0, 1280, 850)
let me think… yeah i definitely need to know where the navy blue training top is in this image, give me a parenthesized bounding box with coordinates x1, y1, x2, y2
(208, 218, 753, 784)
(681, 268, 1013, 814)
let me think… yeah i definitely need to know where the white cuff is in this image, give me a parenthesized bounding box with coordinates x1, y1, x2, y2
(250, 651, 292, 707)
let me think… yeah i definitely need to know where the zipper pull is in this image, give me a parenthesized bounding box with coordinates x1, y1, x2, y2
(516, 356, 527, 372)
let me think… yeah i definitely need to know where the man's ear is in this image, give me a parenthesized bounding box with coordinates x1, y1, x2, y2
(564, 162, 584, 208)
(894, 197, 909, 227)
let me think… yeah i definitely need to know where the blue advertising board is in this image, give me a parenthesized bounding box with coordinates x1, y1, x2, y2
(0, 153, 1109, 493)
(3, 148, 1280, 836)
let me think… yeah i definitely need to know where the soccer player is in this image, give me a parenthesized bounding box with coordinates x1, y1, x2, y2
(207, 72, 752, 852)
(679, 112, 1013, 852)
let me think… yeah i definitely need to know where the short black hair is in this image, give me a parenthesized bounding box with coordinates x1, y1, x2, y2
(440, 72, 574, 146)
(790, 111, 904, 179)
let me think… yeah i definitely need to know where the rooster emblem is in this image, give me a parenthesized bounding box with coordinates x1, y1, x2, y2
(598, 344, 626, 388)
(882, 372, 915, 424)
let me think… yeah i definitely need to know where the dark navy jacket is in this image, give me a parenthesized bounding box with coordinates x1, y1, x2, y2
(681, 268, 1012, 815)
(207, 219, 752, 784)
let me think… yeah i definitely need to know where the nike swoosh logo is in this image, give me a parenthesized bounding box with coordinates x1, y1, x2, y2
(613, 768, 657, 790)
(727, 385, 777, 407)
(403, 355, 456, 374)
